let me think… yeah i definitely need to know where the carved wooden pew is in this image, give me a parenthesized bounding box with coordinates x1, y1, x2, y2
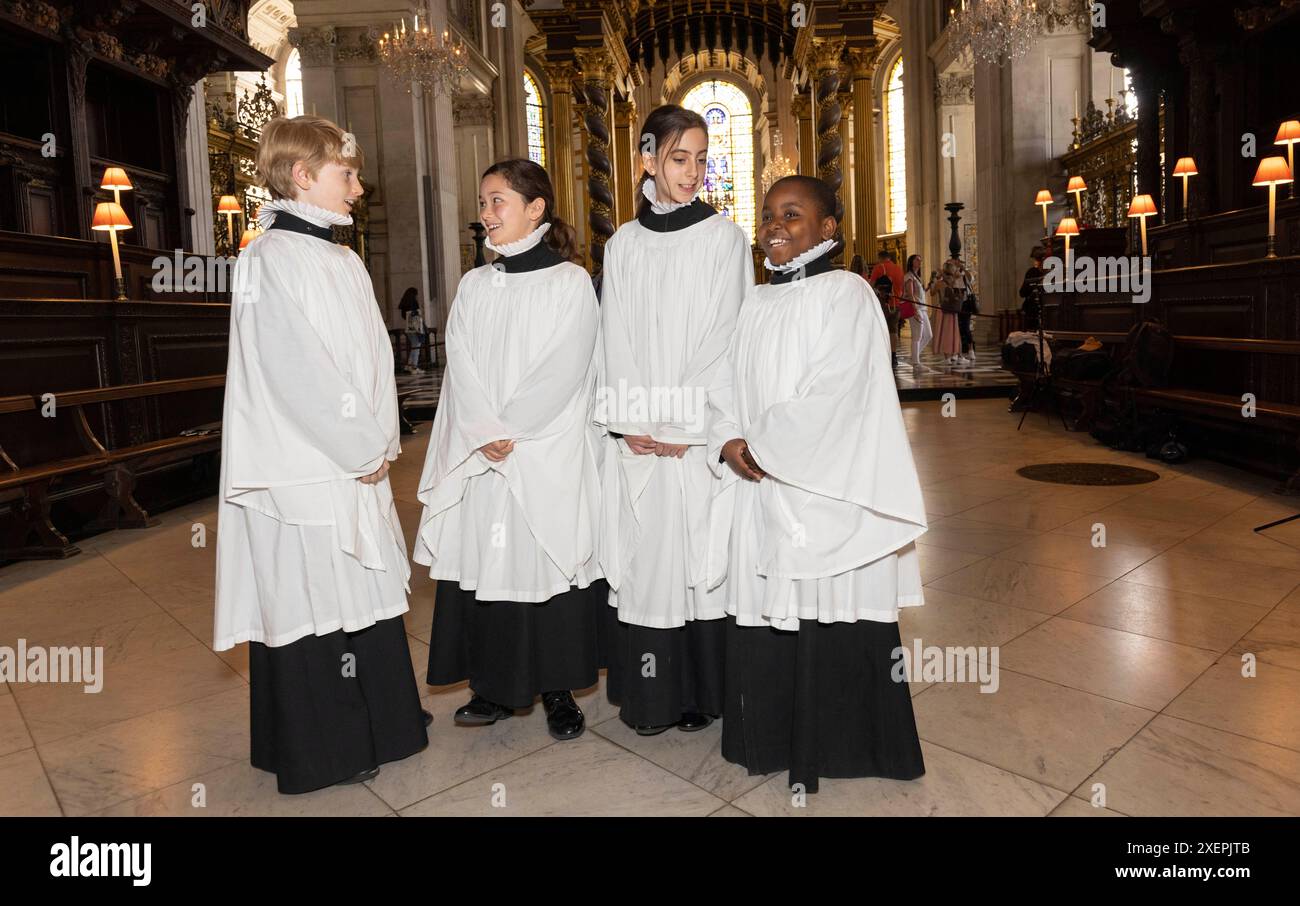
(0, 375, 224, 561)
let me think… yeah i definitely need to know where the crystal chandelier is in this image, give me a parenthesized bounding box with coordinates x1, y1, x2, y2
(377, 8, 469, 97)
(947, 0, 1090, 68)
(761, 130, 796, 193)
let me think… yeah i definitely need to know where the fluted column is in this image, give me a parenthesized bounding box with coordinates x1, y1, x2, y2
(542, 61, 578, 228)
(792, 93, 815, 177)
(848, 46, 880, 262)
(576, 48, 616, 272)
(613, 98, 637, 227)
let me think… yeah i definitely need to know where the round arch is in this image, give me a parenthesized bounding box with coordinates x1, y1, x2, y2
(675, 76, 759, 241)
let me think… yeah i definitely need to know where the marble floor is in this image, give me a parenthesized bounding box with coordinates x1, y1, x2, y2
(2, 398, 1298, 817)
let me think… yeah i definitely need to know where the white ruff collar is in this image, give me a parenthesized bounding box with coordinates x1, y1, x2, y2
(257, 197, 353, 230)
(764, 238, 837, 273)
(642, 179, 698, 214)
(485, 221, 551, 255)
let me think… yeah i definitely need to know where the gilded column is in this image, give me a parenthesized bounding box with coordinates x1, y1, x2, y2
(613, 98, 637, 227)
(575, 48, 616, 272)
(542, 60, 578, 228)
(848, 45, 880, 262)
(837, 88, 855, 263)
(792, 93, 815, 177)
(811, 38, 847, 256)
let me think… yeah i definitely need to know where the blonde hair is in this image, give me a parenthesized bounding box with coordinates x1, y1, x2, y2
(255, 115, 364, 200)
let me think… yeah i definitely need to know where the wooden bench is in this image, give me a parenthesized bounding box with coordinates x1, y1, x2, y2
(0, 375, 224, 560)
(1123, 337, 1300, 491)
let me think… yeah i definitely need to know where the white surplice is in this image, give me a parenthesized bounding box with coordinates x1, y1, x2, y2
(214, 199, 409, 651)
(597, 210, 754, 628)
(413, 258, 602, 601)
(706, 265, 928, 632)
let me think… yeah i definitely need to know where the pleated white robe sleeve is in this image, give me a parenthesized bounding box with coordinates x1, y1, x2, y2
(706, 270, 928, 629)
(414, 263, 602, 598)
(214, 230, 409, 650)
(595, 215, 752, 626)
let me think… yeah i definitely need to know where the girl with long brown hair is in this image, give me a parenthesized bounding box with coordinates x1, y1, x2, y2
(596, 104, 753, 735)
(414, 158, 602, 741)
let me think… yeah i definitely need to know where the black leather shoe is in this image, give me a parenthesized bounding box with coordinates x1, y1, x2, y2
(633, 723, 672, 736)
(453, 695, 513, 726)
(541, 690, 585, 741)
(676, 711, 714, 732)
(335, 765, 380, 785)
(421, 709, 433, 727)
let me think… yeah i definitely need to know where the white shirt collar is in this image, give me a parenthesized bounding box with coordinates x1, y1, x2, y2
(257, 197, 353, 230)
(764, 238, 837, 273)
(485, 221, 551, 255)
(642, 179, 698, 214)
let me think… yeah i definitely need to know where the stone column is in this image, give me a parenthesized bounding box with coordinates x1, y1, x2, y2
(454, 94, 495, 270)
(288, 26, 338, 120)
(848, 46, 879, 262)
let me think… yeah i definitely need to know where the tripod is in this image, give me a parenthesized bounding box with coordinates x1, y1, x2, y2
(1015, 292, 1066, 431)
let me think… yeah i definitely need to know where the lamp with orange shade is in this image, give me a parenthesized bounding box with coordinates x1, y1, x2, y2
(100, 166, 132, 209)
(1055, 216, 1080, 276)
(1275, 121, 1300, 199)
(238, 226, 260, 250)
(92, 201, 133, 301)
(1253, 156, 1294, 258)
(1067, 176, 1087, 220)
(217, 194, 242, 251)
(1035, 189, 1054, 238)
(1172, 157, 1198, 219)
(1127, 194, 1158, 258)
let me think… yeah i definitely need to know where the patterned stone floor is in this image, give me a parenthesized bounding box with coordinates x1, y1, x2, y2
(2, 398, 1297, 816)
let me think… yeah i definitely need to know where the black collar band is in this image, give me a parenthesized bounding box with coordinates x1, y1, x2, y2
(266, 211, 336, 241)
(491, 238, 566, 273)
(769, 248, 838, 284)
(636, 198, 716, 233)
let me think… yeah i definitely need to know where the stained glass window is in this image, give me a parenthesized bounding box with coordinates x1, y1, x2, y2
(885, 56, 907, 234)
(680, 79, 755, 241)
(524, 70, 546, 169)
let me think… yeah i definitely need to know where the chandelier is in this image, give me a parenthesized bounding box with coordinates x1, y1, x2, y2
(947, 0, 1091, 67)
(377, 9, 469, 97)
(761, 129, 796, 193)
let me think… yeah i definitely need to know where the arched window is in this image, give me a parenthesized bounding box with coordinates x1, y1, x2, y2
(884, 56, 907, 234)
(285, 48, 303, 118)
(524, 70, 546, 169)
(680, 79, 756, 241)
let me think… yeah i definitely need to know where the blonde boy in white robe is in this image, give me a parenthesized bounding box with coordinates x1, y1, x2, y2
(214, 116, 427, 794)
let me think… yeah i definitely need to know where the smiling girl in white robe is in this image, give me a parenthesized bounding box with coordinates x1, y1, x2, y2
(707, 175, 928, 793)
(415, 159, 602, 742)
(596, 105, 753, 735)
